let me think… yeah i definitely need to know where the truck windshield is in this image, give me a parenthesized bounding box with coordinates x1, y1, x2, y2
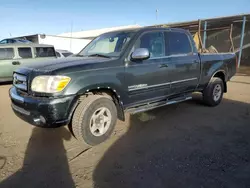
(78, 31, 135, 57)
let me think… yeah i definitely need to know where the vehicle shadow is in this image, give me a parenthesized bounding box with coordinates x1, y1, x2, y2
(0, 127, 75, 188)
(93, 94, 250, 188)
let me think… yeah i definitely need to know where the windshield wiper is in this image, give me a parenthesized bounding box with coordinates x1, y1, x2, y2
(88, 54, 111, 58)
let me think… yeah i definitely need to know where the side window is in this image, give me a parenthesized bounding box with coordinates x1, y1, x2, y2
(18, 48, 32, 58)
(134, 32, 164, 58)
(0, 48, 14, 60)
(9, 39, 15, 43)
(35, 47, 56, 58)
(0, 40, 7, 44)
(166, 32, 192, 55)
(56, 52, 61, 57)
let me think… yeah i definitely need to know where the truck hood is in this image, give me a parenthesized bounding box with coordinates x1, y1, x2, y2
(24, 56, 112, 72)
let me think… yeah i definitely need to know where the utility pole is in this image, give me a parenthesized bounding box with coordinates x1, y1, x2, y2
(156, 9, 158, 22)
(70, 21, 73, 51)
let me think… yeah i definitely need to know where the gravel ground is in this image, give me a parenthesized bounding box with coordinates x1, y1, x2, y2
(0, 73, 250, 188)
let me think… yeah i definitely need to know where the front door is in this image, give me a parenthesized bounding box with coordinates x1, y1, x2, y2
(125, 31, 173, 106)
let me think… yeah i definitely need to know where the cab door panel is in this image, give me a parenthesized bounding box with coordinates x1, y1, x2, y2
(164, 31, 200, 95)
(124, 31, 172, 105)
(125, 57, 172, 105)
(169, 55, 200, 94)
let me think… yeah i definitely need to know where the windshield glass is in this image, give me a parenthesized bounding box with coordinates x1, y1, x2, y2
(78, 31, 135, 57)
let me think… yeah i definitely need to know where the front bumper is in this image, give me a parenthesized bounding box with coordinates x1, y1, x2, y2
(9, 87, 77, 128)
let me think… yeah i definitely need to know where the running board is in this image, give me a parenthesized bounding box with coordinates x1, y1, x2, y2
(126, 96, 192, 114)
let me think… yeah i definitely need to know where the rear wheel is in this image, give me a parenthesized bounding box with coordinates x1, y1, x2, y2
(203, 77, 224, 106)
(71, 95, 117, 146)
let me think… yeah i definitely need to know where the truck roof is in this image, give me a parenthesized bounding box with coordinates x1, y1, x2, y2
(0, 43, 54, 48)
(138, 27, 188, 32)
(103, 27, 189, 35)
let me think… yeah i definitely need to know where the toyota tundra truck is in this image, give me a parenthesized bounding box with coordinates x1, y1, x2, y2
(9, 27, 237, 146)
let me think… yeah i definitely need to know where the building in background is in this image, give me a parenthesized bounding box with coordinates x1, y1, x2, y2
(1, 15, 249, 68)
(0, 34, 90, 54)
(155, 14, 250, 68)
(58, 24, 141, 40)
(1, 25, 141, 54)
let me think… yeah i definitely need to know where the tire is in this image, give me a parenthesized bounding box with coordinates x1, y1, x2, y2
(71, 95, 117, 146)
(203, 77, 224, 106)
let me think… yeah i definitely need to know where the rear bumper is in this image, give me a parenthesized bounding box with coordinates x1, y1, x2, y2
(9, 87, 77, 128)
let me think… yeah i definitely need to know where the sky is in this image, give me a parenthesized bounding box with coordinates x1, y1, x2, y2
(0, 0, 249, 39)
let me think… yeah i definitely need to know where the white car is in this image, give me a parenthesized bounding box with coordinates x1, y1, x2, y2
(55, 49, 73, 58)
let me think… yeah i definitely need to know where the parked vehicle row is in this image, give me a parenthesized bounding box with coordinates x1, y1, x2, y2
(9, 27, 237, 147)
(0, 38, 32, 44)
(0, 44, 56, 82)
(0, 43, 74, 82)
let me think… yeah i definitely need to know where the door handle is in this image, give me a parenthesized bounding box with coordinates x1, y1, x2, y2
(12, 61, 20, 65)
(159, 64, 168, 68)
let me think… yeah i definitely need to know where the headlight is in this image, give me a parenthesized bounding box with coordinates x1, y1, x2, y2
(31, 76, 71, 93)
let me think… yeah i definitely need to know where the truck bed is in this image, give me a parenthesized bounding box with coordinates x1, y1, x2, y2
(198, 53, 237, 90)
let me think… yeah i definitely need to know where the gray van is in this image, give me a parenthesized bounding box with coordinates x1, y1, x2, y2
(0, 43, 57, 82)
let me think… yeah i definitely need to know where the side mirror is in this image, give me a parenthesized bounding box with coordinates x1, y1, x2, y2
(131, 48, 150, 61)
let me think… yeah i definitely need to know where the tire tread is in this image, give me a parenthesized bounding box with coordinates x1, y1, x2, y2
(72, 95, 104, 146)
(203, 77, 224, 106)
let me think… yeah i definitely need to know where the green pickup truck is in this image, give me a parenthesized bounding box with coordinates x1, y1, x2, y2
(0, 43, 56, 82)
(9, 27, 237, 146)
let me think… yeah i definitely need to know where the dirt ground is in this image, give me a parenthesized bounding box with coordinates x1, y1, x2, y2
(0, 72, 250, 188)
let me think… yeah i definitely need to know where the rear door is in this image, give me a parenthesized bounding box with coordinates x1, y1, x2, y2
(0, 47, 16, 81)
(1, 47, 35, 80)
(125, 31, 173, 105)
(16, 46, 57, 67)
(165, 31, 200, 95)
(16, 47, 34, 67)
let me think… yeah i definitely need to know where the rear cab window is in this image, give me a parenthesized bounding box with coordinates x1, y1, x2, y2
(165, 31, 193, 56)
(35, 47, 56, 58)
(18, 47, 32, 58)
(0, 48, 15, 60)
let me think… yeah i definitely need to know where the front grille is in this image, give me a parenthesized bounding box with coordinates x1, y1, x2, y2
(13, 73, 28, 91)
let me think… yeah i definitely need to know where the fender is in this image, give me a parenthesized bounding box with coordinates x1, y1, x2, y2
(199, 59, 226, 86)
(207, 61, 225, 79)
(63, 73, 127, 121)
(65, 74, 126, 99)
(210, 69, 226, 81)
(210, 69, 228, 92)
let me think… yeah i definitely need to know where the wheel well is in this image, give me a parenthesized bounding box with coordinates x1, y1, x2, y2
(81, 88, 125, 121)
(213, 71, 227, 92)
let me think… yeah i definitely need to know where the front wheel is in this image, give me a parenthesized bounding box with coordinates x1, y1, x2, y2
(203, 77, 224, 106)
(71, 95, 117, 146)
